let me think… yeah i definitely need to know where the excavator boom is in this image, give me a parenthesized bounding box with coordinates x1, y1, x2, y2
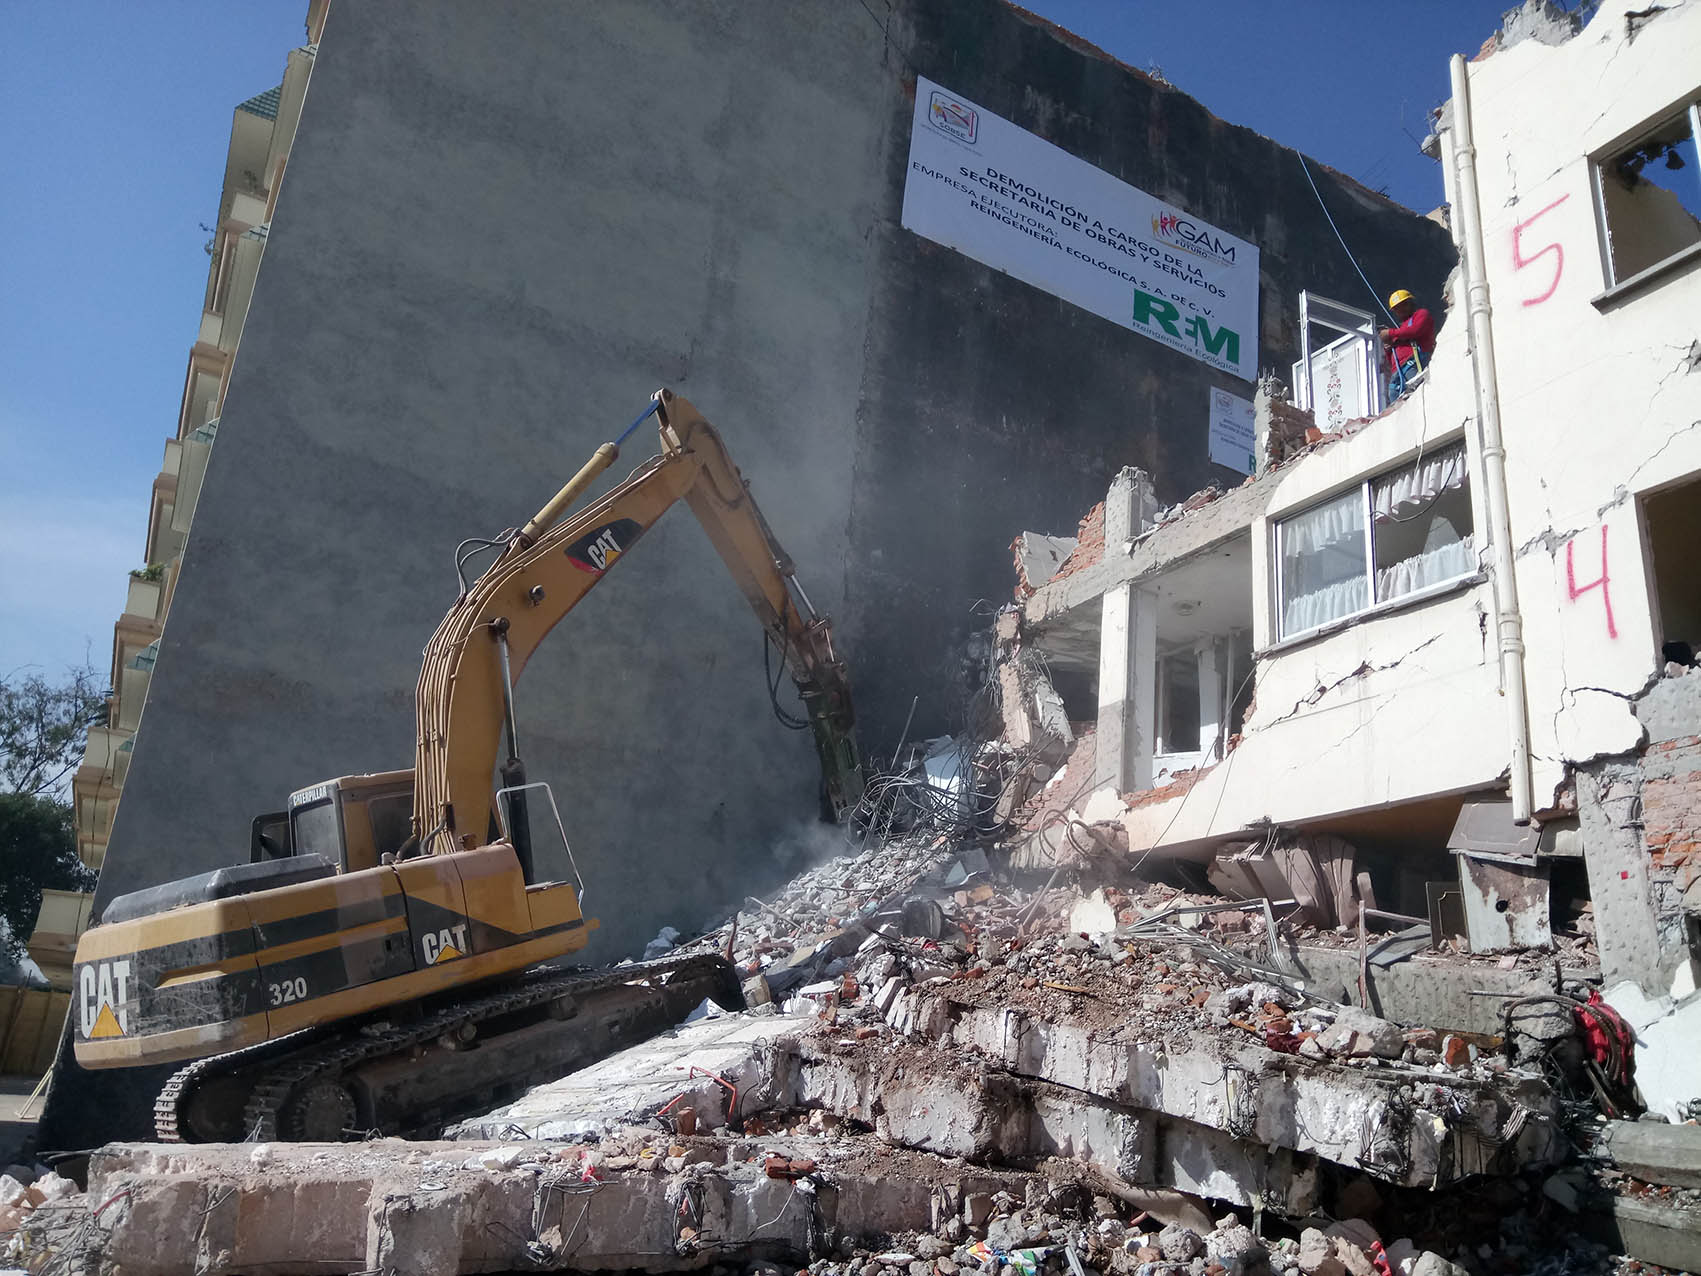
(413, 388, 862, 860)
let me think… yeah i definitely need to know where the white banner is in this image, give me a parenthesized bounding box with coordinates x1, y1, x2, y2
(901, 77, 1260, 381)
(1207, 387, 1256, 476)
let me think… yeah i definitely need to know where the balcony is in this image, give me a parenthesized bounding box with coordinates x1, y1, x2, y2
(25, 889, 94, 993)
(112, 595, 162, 693)
(124, 574, 164, 625)
(73, 726, 131, 870)
(76, 790, 115, 870)
(219, 225, 269, 350)
(173, 419, 218, 535)
(113, 735, 135, 790)
(178, 349, 228, 438)
(228, 189, 267, 229)
(80, 724, 132, 775)
(198, 309, 224, 348)
(116, 641, 158, 733)
(145, 492, 185, 567)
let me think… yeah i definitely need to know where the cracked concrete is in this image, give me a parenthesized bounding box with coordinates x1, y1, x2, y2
(1262, 634, 1446, 728)
(67, 1136, 1047, 1276)
(458, 985, 1561, 1208)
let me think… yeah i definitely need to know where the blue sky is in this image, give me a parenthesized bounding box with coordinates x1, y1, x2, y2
(1, 1, 1546, 684)
(1, 2, 304, 683)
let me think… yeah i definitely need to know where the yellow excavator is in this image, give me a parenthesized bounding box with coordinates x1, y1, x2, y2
(71, 390, 862, 1142)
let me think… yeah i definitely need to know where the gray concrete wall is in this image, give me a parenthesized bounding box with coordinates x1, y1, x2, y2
(50, 0, 1455, 1144)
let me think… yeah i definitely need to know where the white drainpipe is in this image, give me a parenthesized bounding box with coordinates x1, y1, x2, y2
(1449, 52, 1534, 823)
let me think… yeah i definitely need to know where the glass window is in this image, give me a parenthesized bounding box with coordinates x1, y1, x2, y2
(1276, 441, 1476, 640)
(1598, 103, 1701, 285)
(1372, 443, 1475, 603)
(1278, 488, 1368, 638)
(291, 799, 343, 864)
(1156, 652, 1201, 755)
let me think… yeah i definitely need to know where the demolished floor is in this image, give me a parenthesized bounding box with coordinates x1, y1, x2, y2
(9, 832, 1700, 1275)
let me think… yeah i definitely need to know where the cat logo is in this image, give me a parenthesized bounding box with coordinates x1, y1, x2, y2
(78, 959, 131, 1040)
(564, 518, 644, 576)
(421, 925, 470, 966)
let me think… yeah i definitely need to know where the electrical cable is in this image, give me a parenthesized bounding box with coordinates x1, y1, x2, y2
(1298, 152, 1395, 323)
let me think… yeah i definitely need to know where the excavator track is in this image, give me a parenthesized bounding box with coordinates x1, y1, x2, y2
(154, 952, 739, 1143)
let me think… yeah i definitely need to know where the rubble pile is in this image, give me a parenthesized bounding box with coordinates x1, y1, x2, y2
(1, 1165, 88, 1271)
(10, 737, 1691, 1274)
(8, 1127, 1643, 1276)
(694, 847, 1520, 1092)
(8, 812, 1686, 1275)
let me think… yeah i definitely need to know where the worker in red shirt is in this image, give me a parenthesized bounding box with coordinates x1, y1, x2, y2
(1380, 289, 1435, 401)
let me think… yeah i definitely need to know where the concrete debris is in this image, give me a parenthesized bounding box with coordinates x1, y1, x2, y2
(1599, 1118, 1701, 1191)
(13, 1131, 1559, 1276)
(1012, 532, 1079, 597)
(22, 751, 1688, 1276)
(0, 1168, 78, 1239)
(1066, 889, 1117, 937)
(646, 925, 684, 959)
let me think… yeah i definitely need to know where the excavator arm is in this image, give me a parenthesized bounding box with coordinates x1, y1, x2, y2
(412, 389, 862, 867)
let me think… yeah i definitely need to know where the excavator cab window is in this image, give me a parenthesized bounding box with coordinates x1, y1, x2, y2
(290, 795, 344, 868)
(366, 792, 414, 861)
(250, 811, 293, 863)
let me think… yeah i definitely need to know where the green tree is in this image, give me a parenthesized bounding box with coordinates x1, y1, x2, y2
(0, 792, 93, 962)
(0, 665, 106, 963)
(1, 664, 108, 798)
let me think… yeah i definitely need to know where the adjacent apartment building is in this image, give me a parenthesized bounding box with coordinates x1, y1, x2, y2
(1002, 1, 1701, 1112)
(24, 4, 327, 995)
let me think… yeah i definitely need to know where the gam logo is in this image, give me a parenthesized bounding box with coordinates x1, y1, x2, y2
(927, 91, 977, 145)
(1151, 210, 1238, 265)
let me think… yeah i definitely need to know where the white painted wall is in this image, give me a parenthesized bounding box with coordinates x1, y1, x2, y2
(1119, 0, 1701, 852)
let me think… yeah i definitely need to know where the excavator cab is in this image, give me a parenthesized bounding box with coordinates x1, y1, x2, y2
(248, 771, 422, 873)
(285, 771, 418, 873)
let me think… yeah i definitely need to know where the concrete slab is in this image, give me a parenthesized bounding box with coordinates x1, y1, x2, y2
(457, 988, 1560, 1204)
(1277, 945, 1575, 1036)
(924, 991, 1563, 1188)
(1599, 1120, 1701, 1190)
(72, 1134, 1045, 1274)
(449, 1011, 809, 1139)
(1601, 1192, 1701, 1274)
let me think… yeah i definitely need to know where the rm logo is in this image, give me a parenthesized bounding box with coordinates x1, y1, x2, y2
(421, 925, 470, 966)
(78, 959, 132, 1039)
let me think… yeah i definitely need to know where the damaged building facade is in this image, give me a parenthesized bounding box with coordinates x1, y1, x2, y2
(1001, 2, 1701, 1118)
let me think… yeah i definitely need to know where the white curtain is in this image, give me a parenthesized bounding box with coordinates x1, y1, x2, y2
(1279, 489, 1368, 637)
(1373, 442, 1467, 522)
(1376, 534, 1476, 601)
(1282, 492, 1364, 555)
(1373, 442, 1475, 603)
(1282, 576, 1369, 637)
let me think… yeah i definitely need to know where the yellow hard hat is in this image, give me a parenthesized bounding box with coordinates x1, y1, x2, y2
(1387, 289, 1415, 309)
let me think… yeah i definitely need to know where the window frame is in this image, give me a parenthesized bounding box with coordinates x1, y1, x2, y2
(1590, 97, 1701, 307)
(1269, 439, 1481, 649)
